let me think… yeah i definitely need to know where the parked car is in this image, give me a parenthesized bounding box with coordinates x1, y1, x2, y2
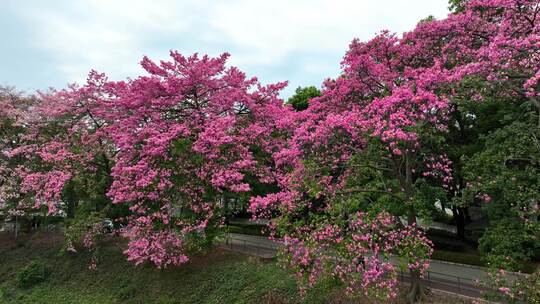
(101, 218, 114, 233)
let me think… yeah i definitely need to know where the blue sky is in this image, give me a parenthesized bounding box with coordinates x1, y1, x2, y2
(1, 0, 449, 99)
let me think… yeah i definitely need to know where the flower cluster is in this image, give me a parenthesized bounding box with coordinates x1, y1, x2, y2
(278, 213, 432, 301)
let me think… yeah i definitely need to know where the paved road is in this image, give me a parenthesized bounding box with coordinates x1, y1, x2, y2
(219, 233, 520, 299)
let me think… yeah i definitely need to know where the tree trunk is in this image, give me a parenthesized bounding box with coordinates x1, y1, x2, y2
(406, 212, 423, 303)
(224, 196, 229, 230)
(452, 206, 466, 241)
(407, 269, 424, 304)
(404, 151, 424, 303)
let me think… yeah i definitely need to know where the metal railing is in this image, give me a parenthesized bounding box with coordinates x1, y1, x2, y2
(220, 234, 279, 258)
(398, 269, 488, 297)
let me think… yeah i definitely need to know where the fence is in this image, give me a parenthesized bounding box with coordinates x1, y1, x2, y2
(398, 269, 489, 298)
(220, 234, 279, 258)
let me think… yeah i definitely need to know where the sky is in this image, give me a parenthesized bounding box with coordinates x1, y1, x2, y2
(0, 0, 450, 99)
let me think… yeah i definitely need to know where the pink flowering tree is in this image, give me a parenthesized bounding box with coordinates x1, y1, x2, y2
(403, 0, 539, 113)
(2, 74, 121, 263)
(251, 32, 450, 304)
(251, 0, 539, 302)
(0, 87, 24, 208)
(7, 71, 115, 217)
(416, 0, 540, 241)
(437, 1, 540, 298)
(0, 86, 36, 238)
(101, 52, 291, 267)
(1, 52, 291, 268)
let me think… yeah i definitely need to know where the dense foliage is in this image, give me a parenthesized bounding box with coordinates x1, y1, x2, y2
(0, 0, 539, 302)
(286, 86, 321, 111)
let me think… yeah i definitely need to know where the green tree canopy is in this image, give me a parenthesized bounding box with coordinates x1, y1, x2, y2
(286, 86, 321, 111)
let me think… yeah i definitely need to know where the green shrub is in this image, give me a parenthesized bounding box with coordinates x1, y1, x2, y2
(17, 261, 50, 288)
(479, 219, 537, 265)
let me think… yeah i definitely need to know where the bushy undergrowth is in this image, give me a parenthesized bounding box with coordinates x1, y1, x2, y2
(17, 261, 50, 288)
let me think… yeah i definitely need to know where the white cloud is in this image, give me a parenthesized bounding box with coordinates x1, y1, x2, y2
(210, 0, 448, 64)
(9, 0, 450, 95)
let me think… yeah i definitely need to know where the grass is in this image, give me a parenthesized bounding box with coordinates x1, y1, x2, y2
(432, 250, 486, 268)
(0, 231, 473, 304)
(0, 232, 299, 304)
